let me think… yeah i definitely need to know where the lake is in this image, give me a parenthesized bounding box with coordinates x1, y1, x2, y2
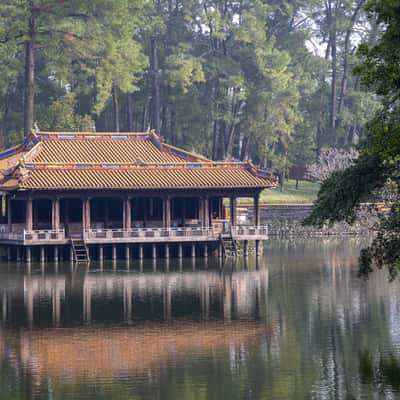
(0, 238, 399, 399)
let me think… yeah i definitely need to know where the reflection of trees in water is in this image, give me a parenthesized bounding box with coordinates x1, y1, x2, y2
(359, 349, 400, 394)
(0, 238, 398, 400)
(264, 238, 400, 399)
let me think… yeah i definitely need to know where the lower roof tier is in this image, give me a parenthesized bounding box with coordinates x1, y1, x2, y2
(16, 167, 272, 190)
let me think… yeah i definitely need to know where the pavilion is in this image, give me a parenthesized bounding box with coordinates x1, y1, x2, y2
(0, 130, 276, 262)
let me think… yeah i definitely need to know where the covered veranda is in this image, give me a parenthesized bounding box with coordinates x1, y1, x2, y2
(1, 191, 262, 239)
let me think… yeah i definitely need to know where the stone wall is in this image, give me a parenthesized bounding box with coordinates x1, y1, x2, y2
(237, 204, 371, 237)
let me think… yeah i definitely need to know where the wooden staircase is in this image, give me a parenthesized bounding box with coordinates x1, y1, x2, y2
(220, 229, 237, 258)
(71, 239, 90, 263)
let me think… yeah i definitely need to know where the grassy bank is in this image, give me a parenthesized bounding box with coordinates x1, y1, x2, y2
(260, 179, 319, 204)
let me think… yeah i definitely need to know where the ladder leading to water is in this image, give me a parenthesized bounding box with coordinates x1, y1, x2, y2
(71, 239, 90, 263)
(220, 228, 237, 258)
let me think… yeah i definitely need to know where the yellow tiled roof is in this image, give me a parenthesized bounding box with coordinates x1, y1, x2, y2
(20, 167, 271, 190)
(34, 137, 184, 164)
(0, 130, 277, 191)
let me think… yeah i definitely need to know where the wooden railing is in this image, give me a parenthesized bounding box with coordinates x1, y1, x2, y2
(231, 225, 268, 238)
(0, 226, 267, 244)
(24, 229, 65, 243)
(85, 227, 218, 242)
(0, 229, 65, 243)
(0, 231, 24, 241)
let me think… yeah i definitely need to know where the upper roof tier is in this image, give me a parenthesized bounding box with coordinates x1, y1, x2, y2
(0, 130, 277, 191)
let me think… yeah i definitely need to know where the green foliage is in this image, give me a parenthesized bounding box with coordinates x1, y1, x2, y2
(0, 0, 380, 173)
(37, 93, 94, 131)
(307, 0, 400, 276)
(305, 154, 388, 225)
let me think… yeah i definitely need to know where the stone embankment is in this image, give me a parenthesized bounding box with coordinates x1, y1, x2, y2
(237, 204, 371, 237)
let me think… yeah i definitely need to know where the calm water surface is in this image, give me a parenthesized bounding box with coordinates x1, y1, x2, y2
(0, 238, 400, 400)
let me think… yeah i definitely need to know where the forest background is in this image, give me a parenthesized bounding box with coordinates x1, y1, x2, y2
(0, 0, 379, 189)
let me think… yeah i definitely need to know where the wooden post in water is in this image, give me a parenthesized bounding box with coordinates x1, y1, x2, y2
(191, 243, 196, 258)
(178, 243, 183, 259)
(54, 246, 59, 263)
(244, 240, 248, 256)
(26, 246, 31, 263)
(139, 244, 144, 260)
(99, 245, 104, 262)
(165, 243, 170, 259)
(40, 246, 45, 263)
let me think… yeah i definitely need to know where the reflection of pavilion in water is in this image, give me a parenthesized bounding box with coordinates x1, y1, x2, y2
(0, 264, 272, 381)
(0, 262, 268, 325)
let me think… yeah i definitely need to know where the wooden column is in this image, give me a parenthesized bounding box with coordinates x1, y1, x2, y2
(83, 198, 91, 231)
(7, 196, 12, 231)
(104, 198, 109, 228)
(163, 196, 171, 228)
(26, 195, 33, 232)
(254, 193, 260, 227)
(52, 197, 60, 231)
(182, 198, 186, 227)
(124, 197, 132, 230)
(199, 197, 204, 227)
(229, 196, 237, 226)
(204, 196, 210, 228)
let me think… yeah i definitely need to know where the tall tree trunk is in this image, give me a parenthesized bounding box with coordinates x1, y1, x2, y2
(336, 0, 365, 129)
(240, 134, 250, 161)
(212, 118, 219, 160)
(170, 106, 176, 145)
(279, 171, 285, 192)
(127, 94, 134, 131)
(112, 85, 120, 132)
(24, 14, 35, 138)
(151, 36, 161, 134)
(329, 9, 337, 133)
(161, 104, 167, 137)
(142, 84, 152, 131)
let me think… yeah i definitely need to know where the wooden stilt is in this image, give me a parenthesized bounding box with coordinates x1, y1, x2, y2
(203, 243, 208, 258)
(165, 244, 169, 259)
(218, 243, 223, 258)
(244, 240, 248, 256)
(178, 243, 183, 259)
(112, 244, 117, 260)
(16, 246, 21, 262)
(40, 246, 45, 263)
(191, 243, 196, 258)
(152, 244, 157, 259)
(99, 245, 104, 262)
(256, 240, 262, 256)
(26, 246, 31, 263)
(54, 246, 59, 263)
(139, 244, 144, 260)
(125, 244, 130, 260)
